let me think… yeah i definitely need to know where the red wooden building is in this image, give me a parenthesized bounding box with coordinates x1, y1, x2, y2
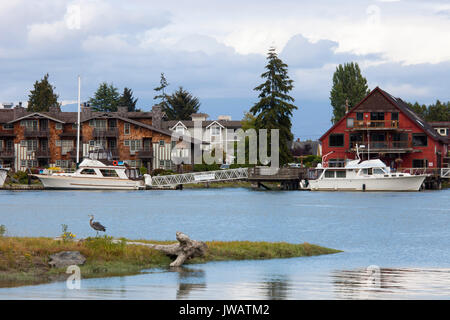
(319, 87, 448, 170)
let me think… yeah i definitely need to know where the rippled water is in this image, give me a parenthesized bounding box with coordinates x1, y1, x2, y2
(0, 188, 449, 299)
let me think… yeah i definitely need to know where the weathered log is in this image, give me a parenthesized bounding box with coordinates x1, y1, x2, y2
(115, 231, 207, 267)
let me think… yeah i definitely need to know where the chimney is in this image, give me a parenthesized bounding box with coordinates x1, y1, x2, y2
(13, 104, 26, 118)
(152, 105, 163, 129)
(49, 104, 61, 114)
(345, 99, 349, 114)
(81, 103, 92, 119)
(117, 106, 127, 115)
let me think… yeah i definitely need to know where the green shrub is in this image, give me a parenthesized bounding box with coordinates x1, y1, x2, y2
(11, 171, 29, 184)
(152, 169, 175, 176)
(0, 225, 5, 237)
(139, 166, 148, 175)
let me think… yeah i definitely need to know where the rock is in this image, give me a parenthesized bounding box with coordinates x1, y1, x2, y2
(48, 251, 86, 268)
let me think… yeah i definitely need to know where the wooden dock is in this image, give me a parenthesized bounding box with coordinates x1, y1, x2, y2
(247, 167, 307, 190)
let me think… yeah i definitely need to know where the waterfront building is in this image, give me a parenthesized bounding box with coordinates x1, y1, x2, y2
(0, 105, 179, 172)
(319, 87, 449, 170)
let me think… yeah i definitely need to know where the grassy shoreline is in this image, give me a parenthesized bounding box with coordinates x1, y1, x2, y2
(0, 236, 341, 288)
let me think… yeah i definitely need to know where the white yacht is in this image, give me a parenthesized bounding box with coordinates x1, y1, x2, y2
(304, 159, 427, 192)
(0, 167, 9, 187)
(34, 149, 151, 190)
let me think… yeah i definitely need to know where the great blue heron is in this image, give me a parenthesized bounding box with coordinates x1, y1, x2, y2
(88, 214, 106, 237)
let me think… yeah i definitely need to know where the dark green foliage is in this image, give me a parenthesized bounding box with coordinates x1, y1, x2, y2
(88, 82, 120, 112)
(407, 100, 450, 122)
(164, 87, 200, 120)
(153, 73, 169, 108)
(27, 73, 59, 112)
(250, 47, 298, 165)
(151, 168, 175, 176)
(118, 87, 139, 112)
(330, 62, 370, 124)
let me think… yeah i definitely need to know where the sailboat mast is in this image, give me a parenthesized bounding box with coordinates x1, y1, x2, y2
(76, 76, 81, 164)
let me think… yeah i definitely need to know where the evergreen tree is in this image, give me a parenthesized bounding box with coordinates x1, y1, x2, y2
(250, 47, 298, 165)
(407, 100, 450, 122)
(118, 87, 139, 112)
(164, 87, 200, 120)
(27, 73, 59, 112)
(153, 73, 169, 108)
(88, 82, 120, 112)
(330, 62, 370, 123)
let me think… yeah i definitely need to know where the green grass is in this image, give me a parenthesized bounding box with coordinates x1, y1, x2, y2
(0, 236, 341, 288)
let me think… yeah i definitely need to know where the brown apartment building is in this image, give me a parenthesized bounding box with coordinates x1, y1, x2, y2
(0, 105, 179, 172)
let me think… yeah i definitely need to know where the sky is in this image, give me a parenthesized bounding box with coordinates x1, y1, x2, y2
(0, 0, 449, 140)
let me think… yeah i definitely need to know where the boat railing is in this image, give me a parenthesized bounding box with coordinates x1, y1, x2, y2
(400, 168, 438, 176)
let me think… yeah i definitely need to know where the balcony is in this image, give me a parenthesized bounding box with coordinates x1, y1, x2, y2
(35, 149, 50, 158)
(349, 141, 412, 153)
(137, 148, 153, 159)
(0, 149, 14, 159)
(352, 120, 399, 130)
(59, 131, 82, 138)
(0, 131, 15, 137)
(93, 128, 118, 138)
(24, 128, 50, 137)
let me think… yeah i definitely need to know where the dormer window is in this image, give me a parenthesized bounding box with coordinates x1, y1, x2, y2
(175, 126, 185, 135)
(210, 125, 221, 136)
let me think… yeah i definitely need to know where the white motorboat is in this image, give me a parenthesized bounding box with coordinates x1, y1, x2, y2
(0, 167, 9, 187)
(304, 159, 427, 192)
(34, 149, 151, 190)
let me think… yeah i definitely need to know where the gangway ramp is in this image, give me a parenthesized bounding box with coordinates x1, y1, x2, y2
(149, 167, 249, 187)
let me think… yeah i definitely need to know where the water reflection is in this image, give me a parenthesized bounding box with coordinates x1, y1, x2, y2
(332, 267, 450, 299)
(260, 276, 290, 300)
(170, 267, 207, 299)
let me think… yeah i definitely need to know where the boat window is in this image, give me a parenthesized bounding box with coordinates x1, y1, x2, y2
(336, 171, 346, 178)
(373, 168, 384, 175)
(80, 169, 96, 175)
(324, 170, 335, 178)
(100, 169, 119, 177)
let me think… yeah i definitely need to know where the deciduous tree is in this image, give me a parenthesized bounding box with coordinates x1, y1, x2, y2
(330, 62, 370, 123)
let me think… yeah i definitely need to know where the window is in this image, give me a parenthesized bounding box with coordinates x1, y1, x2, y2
(370, 112, 385, 121)
(61, 140, 74, 155)
(412, 159, 428, 168)
(159, 160, 164, 167)
(175, 126, 185, 134)
(336, 171, 346, 178)
(124, 123, 130, 135)
(100, 169, 119, 177)
(108, 119, 117, 128)
(329, 134, 344, 147)
(109, 139, 117, 150)
(159, 140, 165, 146)
(21, 140, 38, 151)
(20, 120, 38, 128)
(55, 123, 63, 130)
(391, 112, 399, 121)
(89, 139, 106, 149)
(3, 124, 13, 130)
(356, 113, 364, 121)
(329, 159, 345, 167)
(350, 133, 362, 148)
(80, 169, 96, 175)
(347, 118, 354, 128)
(90, 119, 106, 128)
(124, 140, 141, 152)
(324, 170, 335, 178)
(210, 126, 221, 136)
(412, 133, 427, 147)
(72, 123, 78, 129)
(6, 140, 12, 150)
(373, 168, 385, 175)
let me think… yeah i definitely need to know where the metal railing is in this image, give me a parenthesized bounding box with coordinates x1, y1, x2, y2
(150, 167, 249, 187)
(350, 141, 411, 150)
(0, 149, 14, 158)
(93, 128, 119, 137)
(353, 120, 399, 129)
(24, 128, 49, 137)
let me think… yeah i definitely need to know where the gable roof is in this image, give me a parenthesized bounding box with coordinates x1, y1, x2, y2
(8, 112, 65, 124)
(319, 87, 447, 144)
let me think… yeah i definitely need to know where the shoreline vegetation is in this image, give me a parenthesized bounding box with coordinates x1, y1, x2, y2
(0, 236, 341, 288)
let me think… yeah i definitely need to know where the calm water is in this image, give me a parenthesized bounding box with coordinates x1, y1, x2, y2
(0, 188, 449, 299)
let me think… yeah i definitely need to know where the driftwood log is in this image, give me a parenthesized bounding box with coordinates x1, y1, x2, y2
(115, 231, 207, 267)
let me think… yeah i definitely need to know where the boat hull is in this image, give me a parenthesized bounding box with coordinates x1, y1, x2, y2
(308, 175, 427, 191)
(0, 169, 8, 187)
(34, 174, 145, 190)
